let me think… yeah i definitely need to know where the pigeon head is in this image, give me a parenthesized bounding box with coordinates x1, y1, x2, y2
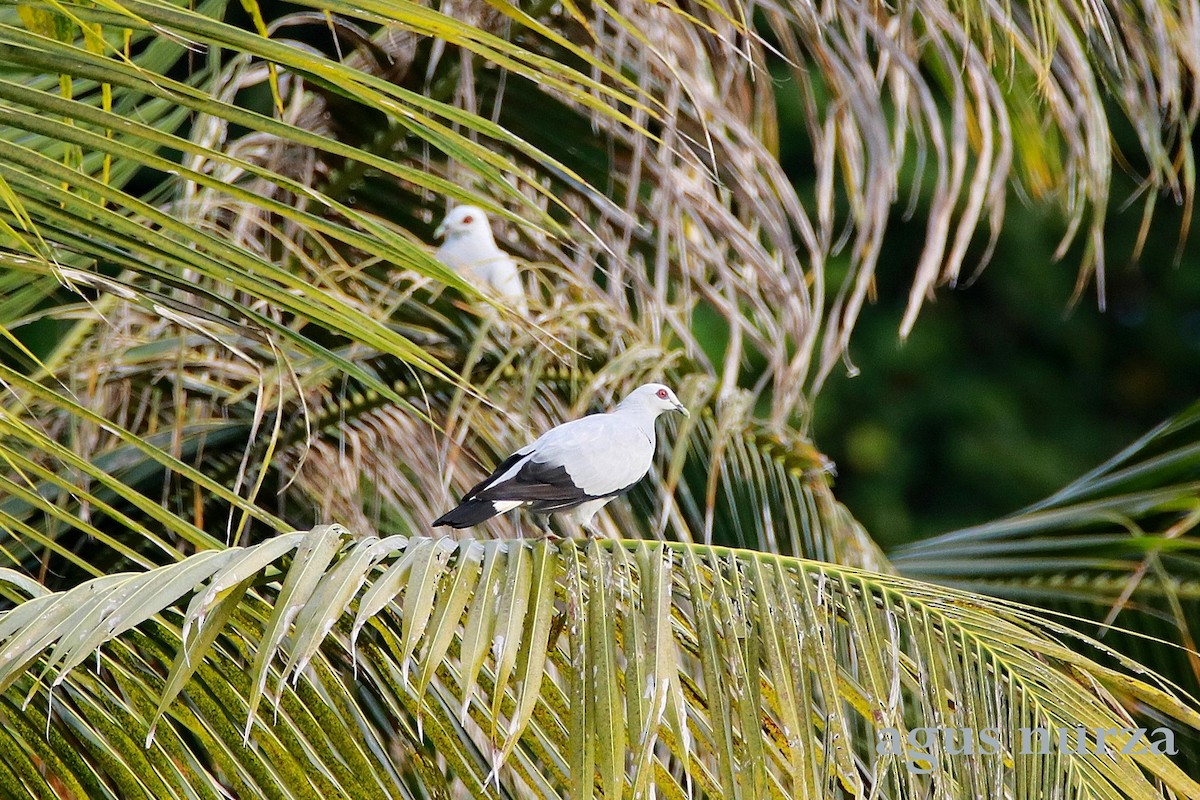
(617, 383, 690, 418)
(434, 205, 492, 241)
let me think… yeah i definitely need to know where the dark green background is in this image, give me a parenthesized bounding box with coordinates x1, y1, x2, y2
(773, 91, 1200, 546)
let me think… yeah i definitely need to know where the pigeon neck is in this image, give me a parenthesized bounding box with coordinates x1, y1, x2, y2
(613, 401, 664, 432)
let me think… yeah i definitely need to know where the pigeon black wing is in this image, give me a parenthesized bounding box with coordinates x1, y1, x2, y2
(471, 459, 593, 507)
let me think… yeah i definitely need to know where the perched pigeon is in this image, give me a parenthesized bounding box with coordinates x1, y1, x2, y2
(434, 205, 529, 315)
(433, 383, 689, 534)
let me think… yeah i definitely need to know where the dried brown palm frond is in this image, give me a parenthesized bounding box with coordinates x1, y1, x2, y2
(766, 0, 1196, 358)
(14, 0, 1196, 572)
(468, 1, 825, 423)
(4, 0, 1196, 421)
(216, 0, 1195, 415)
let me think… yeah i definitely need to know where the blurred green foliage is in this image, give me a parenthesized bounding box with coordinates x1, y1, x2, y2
(796, 134, 1200, 547)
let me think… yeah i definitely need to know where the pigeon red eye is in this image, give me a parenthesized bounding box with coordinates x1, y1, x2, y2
(461, 215, 474, 224)
(656, 389, 668, 399)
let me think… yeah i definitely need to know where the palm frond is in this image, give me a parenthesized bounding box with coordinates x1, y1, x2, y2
(894, 400, 1200, 596)
(2, 527, 1198, 798)
(893, 400, 1200, 770)
(763, 0, 1197, 358)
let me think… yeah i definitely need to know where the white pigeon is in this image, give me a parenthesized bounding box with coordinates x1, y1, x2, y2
(433, 383, 689, 535)
(434, 205, 529, 316)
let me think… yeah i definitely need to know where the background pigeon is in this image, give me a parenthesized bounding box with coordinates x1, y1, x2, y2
(434, 383, 689, 534)
(434, 205, 529, 315)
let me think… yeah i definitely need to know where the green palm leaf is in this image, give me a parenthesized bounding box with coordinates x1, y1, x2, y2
(3, 527, 1198, 799)
(894, 400, 1200, 611)
(893, 401, 1200, 771)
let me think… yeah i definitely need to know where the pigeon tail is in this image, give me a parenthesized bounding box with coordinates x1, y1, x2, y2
(433, 499, 516, 528)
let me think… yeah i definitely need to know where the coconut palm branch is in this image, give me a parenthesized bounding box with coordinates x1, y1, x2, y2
(892, 400, 1200, 770)
(2, 529, 1200, 798)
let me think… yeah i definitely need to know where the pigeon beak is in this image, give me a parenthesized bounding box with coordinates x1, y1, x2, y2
(676, 402, 690, 418)
(433, 221, 447, 239)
